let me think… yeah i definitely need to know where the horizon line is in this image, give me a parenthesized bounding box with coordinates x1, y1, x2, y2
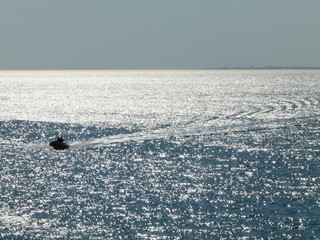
(1, 66, 320, 71)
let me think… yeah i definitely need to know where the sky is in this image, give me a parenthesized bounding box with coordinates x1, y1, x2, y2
(0, 0, 319, 70)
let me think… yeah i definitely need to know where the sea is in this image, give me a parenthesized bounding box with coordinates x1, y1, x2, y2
(0, 70, 319, 239)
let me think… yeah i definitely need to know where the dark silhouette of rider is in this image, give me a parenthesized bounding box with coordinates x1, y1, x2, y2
(50, 136, 69, 150)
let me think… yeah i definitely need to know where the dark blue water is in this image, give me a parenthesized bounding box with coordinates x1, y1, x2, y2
(1, 70, 320, 239)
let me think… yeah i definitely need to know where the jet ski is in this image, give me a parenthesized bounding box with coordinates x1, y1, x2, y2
(50, 137, 69, 150)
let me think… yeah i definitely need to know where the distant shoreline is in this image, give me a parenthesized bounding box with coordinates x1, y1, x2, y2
(206, 66, 320, 70)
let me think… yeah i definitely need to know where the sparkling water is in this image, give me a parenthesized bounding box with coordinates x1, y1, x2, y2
(1, 70, 320, 239)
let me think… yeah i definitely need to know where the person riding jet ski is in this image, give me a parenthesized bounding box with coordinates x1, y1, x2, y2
(50, 137, 69, 150)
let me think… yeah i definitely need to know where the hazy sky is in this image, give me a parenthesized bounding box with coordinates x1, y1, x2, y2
(0, 0, 319, 69)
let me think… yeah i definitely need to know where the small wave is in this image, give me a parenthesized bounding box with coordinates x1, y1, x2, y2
(261, 105, 276, 114)
(303, 97, 320, 108)
(224, 96, 320, 121)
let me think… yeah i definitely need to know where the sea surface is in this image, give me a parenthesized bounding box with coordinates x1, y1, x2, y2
(0, 70, 320, 239)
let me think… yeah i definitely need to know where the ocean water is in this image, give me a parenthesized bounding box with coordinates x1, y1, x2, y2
(0, 70, 320, 239)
